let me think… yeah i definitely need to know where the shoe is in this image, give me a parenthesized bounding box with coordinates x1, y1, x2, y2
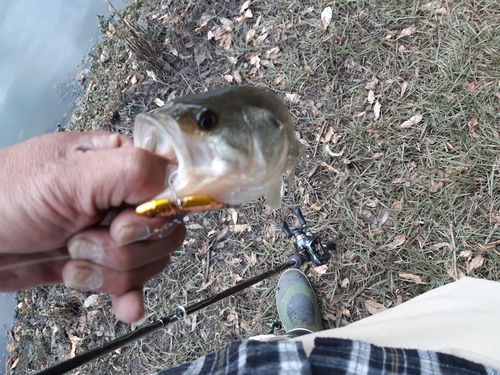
(276, 268, 323, 337)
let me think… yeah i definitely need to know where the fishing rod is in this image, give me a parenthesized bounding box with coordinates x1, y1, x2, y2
(36, 207, 334, 375)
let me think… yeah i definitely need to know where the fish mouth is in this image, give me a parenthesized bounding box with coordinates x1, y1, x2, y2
(134, 112, 191, 197)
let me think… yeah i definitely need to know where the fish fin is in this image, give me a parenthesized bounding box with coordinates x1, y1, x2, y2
(266, 178, 284, 209)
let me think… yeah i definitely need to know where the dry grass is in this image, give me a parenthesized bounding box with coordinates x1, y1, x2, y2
(8, 0, 500, 374)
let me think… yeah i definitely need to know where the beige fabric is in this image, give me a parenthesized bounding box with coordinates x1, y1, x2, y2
(291, 277, 500, 370)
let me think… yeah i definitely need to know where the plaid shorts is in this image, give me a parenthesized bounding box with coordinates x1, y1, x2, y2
(153, 337, 499, 375)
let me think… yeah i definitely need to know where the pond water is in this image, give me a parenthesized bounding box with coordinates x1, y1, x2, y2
(0, 1, 125, 373)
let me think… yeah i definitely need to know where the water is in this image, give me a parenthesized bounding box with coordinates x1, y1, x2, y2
(0, 1, 125, 373)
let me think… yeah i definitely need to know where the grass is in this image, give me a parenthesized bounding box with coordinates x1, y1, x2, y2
(8, 0, 500, 374)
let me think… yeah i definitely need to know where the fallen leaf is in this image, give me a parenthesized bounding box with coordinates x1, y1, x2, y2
(372, 152, 383, 160)
(230, 224, 251, 233)
(367, 90, 375, 104)
(443, 141, 454, 151)
(230, 270, 243, 282)
(444, 261, 465, 280)
(83, 294, 100, 308)
(341, 278, 349, 288)
(197, 278, 216, 292)
(459, 250, 472, 260)
(263, 47, 280, 59)
(273, 74, 285, 86)
(249, 253, 257, 267)
(431, 242, 452, 250)
(492, 212, 500, 224)
(223, 74, 234, 83)
(68, 333, 82, 359)
(220, 34, 232, 50)
(312, 264, 328, 275)
(397, 26, 416, 39)
(154, 98, 165, 107)
(319, 6, 332, 31)
(324, 144, 343, 157)
(388, 234, 406, 249)
(399, 273, 425, 284)
(364, 299, 387, 315)
(236, 9, 253, 23)
(466, 254, 484, 274)
(373, 100, 381, 120)
(400, 114, 423, 129)
(429, 180, 444, 193)
(245, 28, 256, 42)
(320, 161, 341, 174)
(468, 118, 479, 136)
(365, 199, 378, 208)
(480, 240, 500, 249)
(420, 1, 443, 10)
(240, 0, 251, 12)
(340, 305, 351, 317)
(285, 92, 301, 103)
(400, 81, 408, 97)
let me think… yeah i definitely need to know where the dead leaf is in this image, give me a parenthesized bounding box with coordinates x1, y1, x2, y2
(372, 152, 383, 160)
(230, 270, 243, 282)
(397, 26, 416, 39)
(400, 81, 408, 97)
(319, 6, 332, 31)
(236, 9, 253, 23)
(197, 278, 216, 292)
(285, 92, 301, 104)
(480, 240, 500, 249)
(68, 333, 82, 359)
(388, 234, 406, 249)
(399, 273, 425, 284)
(220, 34, 232, 50)
(365, 199, 378, 208)
(420, 1, 443, 10)
(341, 278, 349, 288)
(466, 254, 484, 274)
(431, 242, 452, 250)
(224, 74, 234, 83)
(468, 118, 478, 136)
(374, 100, 381, 120)
(459, 250, 472, 260)
(320, 161, 341, 174)
(264, 47, 280, 60)
(83, 294, 100, 308)
(364, 299, 387, 315)
(230, 224, 251, 233)
(400, 114, 423, 129)
(245, 28, 256, 42)
(154, 98, 165, 107)
(340, 305, 351, 317)
(443, 141, 454, 151)
(492, 212, 500, 224)
(324, 144, 343, 157)
(249, 253, 257, 267)
(240, 0, 251, 13)
(429, 180, 444, 193)
(367, 90, 375, 104)
(312, 264, 328, 275)
(444, 261, 465, 280)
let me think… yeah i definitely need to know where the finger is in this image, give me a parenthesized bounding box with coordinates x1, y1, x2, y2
(112, 288, 146, 324)
(70, 146, 170, 210)
(67, 222, 186, 271)
(62, 253, 171, 295)
(59, 131, 133, 153)
(0, 249, 68, 291)
(109, 208, 185, 245)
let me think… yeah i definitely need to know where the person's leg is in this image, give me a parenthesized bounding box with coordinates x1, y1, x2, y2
(292, 277, 500, 370)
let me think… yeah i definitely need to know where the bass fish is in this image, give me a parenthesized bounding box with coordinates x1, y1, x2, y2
(133, 86, 302, 213)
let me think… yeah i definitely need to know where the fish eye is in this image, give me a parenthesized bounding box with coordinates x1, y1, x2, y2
(196, 109, 218, 130)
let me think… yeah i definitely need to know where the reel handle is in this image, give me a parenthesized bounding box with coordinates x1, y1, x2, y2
(280, 220, 292, 238)
(293, 207, 307, 226)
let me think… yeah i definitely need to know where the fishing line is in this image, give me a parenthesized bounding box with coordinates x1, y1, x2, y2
(34, 208, 335, 375)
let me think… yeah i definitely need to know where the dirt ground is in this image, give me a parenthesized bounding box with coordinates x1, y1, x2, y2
(7, 0, 500, 374)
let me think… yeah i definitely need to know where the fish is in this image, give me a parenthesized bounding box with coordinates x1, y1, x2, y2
(133, 86, 303, 210)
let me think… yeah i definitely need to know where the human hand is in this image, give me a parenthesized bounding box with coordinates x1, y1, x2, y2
(0, 131, 185, 323)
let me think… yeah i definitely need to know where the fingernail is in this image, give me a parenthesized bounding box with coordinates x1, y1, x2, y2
(117, 225, 151, 245)
(69, 237, 103, 262)
(132, 311, 148, 326)
(65, 265, 103, 290)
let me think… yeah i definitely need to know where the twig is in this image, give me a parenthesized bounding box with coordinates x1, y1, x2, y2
(484, 223, 499, 244)
(313, 120, 328, 157)
(449, 223, 458, 280)
(205, 243, 212, 282)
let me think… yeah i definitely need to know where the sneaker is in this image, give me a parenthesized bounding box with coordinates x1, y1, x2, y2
(276, 268, 323, 337)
